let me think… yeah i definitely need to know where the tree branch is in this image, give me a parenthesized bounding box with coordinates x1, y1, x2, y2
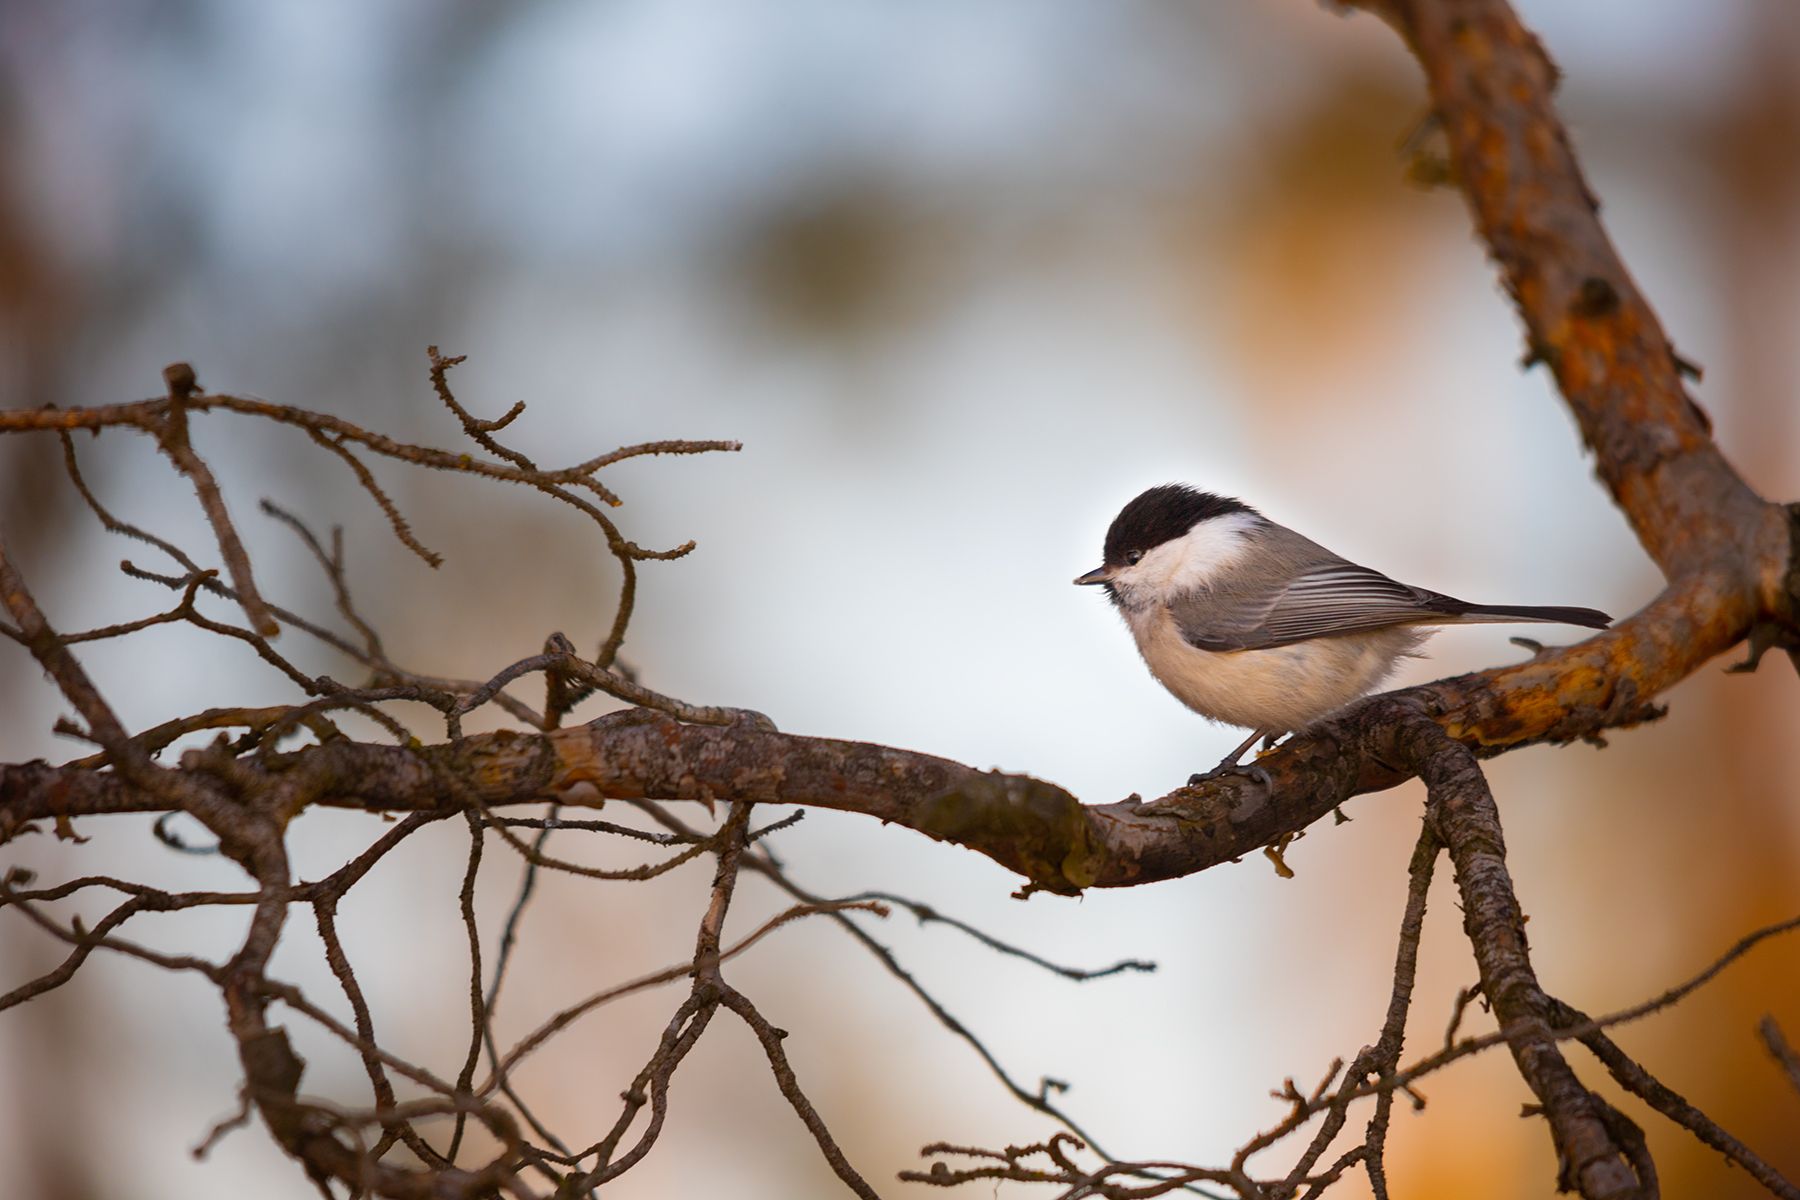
(0, 672, 1653, 894)
(1402, 720, 1642, 1199)
(1356, 0, 1787, 588)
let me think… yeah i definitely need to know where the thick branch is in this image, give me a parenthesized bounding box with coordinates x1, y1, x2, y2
(1402, 721, 1641, 1199)
(1362, 0, 1785, 594)
(0, 674, 1649, 895)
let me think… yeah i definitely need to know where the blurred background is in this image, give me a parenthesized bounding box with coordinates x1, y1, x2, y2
(2, 1, 1798, 1196)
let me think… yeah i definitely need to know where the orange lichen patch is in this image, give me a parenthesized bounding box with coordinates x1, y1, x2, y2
(552, 759, 609, 789)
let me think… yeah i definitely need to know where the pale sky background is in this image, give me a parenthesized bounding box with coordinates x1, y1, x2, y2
(2, 2, 1797, 1197)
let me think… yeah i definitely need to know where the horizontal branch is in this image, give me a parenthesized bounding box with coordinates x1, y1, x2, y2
(1, 614, 1671, 893)
(0, 392, 737, 518)
(0, 422, 1758, 896)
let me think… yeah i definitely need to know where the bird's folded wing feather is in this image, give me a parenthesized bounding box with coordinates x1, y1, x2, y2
(1172, 562, 1458, 652)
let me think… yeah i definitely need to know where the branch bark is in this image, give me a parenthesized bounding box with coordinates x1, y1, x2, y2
(0, 685, 1651, 895)
(1355, 0, 1790, 588)
(1403, 720, 1643, 1199)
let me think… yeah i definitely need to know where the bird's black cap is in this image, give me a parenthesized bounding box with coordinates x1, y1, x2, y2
(1102, 485, 1255, 567)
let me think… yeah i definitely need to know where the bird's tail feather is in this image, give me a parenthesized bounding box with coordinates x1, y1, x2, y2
(1447, 603, 1611, 629)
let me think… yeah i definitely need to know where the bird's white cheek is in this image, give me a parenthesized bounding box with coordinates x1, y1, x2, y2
(1136, 513, 1259, 594)
(1177, 514, 1261, 591)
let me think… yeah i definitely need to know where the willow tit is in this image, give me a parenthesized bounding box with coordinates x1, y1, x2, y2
(1075, 485, 1610, 778)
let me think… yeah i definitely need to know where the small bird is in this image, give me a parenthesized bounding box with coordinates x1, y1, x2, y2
(1074, 485, 1611, 780)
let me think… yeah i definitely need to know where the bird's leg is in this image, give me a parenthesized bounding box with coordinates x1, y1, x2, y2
(1188, 728, 1273, 789)
(1220, 728, 1265, 768)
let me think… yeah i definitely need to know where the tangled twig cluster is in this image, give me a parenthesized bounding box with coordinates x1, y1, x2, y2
(0, 353, 1177, 1198)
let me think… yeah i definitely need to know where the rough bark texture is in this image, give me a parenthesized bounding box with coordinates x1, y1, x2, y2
(0, 678, 1699, 896)
(1404, 720, 1643, 1198)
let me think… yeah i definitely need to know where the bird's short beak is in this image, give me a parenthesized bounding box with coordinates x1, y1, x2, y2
(1072, 566, 1112, 586)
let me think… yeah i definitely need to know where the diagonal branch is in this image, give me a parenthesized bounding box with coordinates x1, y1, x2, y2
(1555, 1002, 1800, 1200)
(1399, 718, 1643, 1199)
(1350, 0, 1798, 677)
(1355, 0, 1783, 584)
(153, 367, 282, 637)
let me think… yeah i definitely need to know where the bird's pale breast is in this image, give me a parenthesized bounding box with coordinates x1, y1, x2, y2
(1126, 605, 1425, 732)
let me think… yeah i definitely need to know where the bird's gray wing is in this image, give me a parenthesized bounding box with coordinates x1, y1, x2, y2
(1171, 562, 1460, 652)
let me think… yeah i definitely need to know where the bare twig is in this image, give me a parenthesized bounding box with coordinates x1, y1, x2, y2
(153, 372, 281, 637)
(1760, 1017, 1800, 1100)
(1554, 999, 1799, 1199)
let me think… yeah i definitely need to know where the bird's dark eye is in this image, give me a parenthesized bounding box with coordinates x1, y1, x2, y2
(1125, 549, 1144, 566)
